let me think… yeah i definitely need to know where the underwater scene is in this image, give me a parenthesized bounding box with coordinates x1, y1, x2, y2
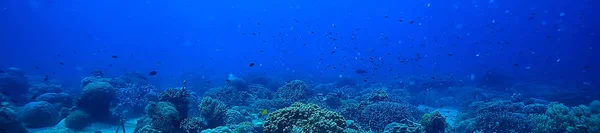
(0, 0, 599, 133)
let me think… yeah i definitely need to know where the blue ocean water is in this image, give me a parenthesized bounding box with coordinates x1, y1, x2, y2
(0, 0, 599, 133)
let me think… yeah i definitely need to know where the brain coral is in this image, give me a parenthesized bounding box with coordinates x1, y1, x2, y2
(263, 102, 346, 133)
(274, 80, 309, 101)
(17, 101, 60, 128)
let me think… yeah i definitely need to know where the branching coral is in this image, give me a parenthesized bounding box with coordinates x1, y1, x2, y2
(263, 102, 346, 133)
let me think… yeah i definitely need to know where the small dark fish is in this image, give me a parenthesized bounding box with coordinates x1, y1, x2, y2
(112, 55, 118, 58)
(513, 64, 519, 66)
(355, 69, 368, 74)
(1, 91, 9, 96)
(249, 63, 255, 67)
(43, 75, 49, 81)
(384, 15, 389, 18)
(148, 71, 157, 76)
(225, 79, 231, 82)
(35, 66, 41, 69)
(59, 62, 64, 65)
(260, 50, 264, 52)
(108, 64, 113, 67)
(0, 70, 4, 73)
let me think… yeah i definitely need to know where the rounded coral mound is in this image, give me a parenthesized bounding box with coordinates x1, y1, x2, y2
(358, 102, 417, 132)
(0, 103, 28, 133)
(35, 92, 72, 109)
(263, 102, 346, 133)
(383, 119, 423, 133)
(76, 81, 116, 120)
(199, 97, 228, 128)
(65, 110, 93, 130)
(0, 67, 30, 103)
(146, 101, 181, 132)
(274, 80, 309, 101)
(420, 111, 446, 133)
(159, 88, 194, 117)
(204, 85, 252, 106)
(17, 101, 60, 128)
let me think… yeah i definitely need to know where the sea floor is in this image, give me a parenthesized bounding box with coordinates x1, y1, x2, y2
(29, 118, 139, 133)
(27, 107, 460, 133)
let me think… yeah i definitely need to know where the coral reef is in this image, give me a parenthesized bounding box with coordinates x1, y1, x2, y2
(454, 100, 530, 133)
(115, 84, 157, 115)
(159, 88, 194, 118)
(0, 102, 27, 133)
(419, 111, 446, 133)
(529, 102, 600, 133)
(248, 84, 273, 99)
(226, 74, 249, 91)
(35, 92, 72, 110)
(250, 98, 293, 113)
(17, 101, 60, 128)
(383, 119, 423, 133)
(145, 101, 182, 132)
(274, 80, 310, 101)
(28, 82, 62, 100)
(199, 97, 228, 128)
(65, 110, 93, 130)
(225, 107, 253, 125)
(180, 117, 206, 133)
(334, 77, 356, 88)
(204, 85, 252, 106)
(117, 72, 150, 86)
(0, 67, 30, 104)
(263, 102, 346, 133)
(76, 81, 116, 121)
(358, 102, 417, 132)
